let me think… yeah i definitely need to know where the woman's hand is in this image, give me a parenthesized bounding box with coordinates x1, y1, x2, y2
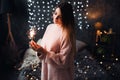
(29, 40, 42, 53)
(29, 40, 47, 56)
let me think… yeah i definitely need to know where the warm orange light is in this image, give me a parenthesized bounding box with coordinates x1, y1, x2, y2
(94, 22, 103, 29)
(87, 11, 102, 19)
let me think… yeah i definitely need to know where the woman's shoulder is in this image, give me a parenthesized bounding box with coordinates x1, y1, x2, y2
(47, 23, 56, 27)
(45, 24, 53, 30)
(47, 23, 60, 30)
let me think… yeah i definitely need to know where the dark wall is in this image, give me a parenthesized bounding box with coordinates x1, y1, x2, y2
(0, 0, 29, 74)
(0, 0, 29, 47)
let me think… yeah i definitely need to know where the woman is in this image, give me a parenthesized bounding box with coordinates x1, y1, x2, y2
(30, 2, 76, 80)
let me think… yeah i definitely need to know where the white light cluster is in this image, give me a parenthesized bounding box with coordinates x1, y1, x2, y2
(27, 0, 89, 31)
(68, 0, 90, 30)
(27, 0, 60, 30)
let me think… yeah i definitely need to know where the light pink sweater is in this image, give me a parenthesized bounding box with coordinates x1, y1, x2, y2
(39, 24, 74, 80)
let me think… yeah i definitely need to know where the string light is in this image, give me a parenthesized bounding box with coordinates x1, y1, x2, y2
(27, 0, 60, 30)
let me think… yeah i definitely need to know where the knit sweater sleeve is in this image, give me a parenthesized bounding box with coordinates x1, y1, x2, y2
(45, 34, 72, 69)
